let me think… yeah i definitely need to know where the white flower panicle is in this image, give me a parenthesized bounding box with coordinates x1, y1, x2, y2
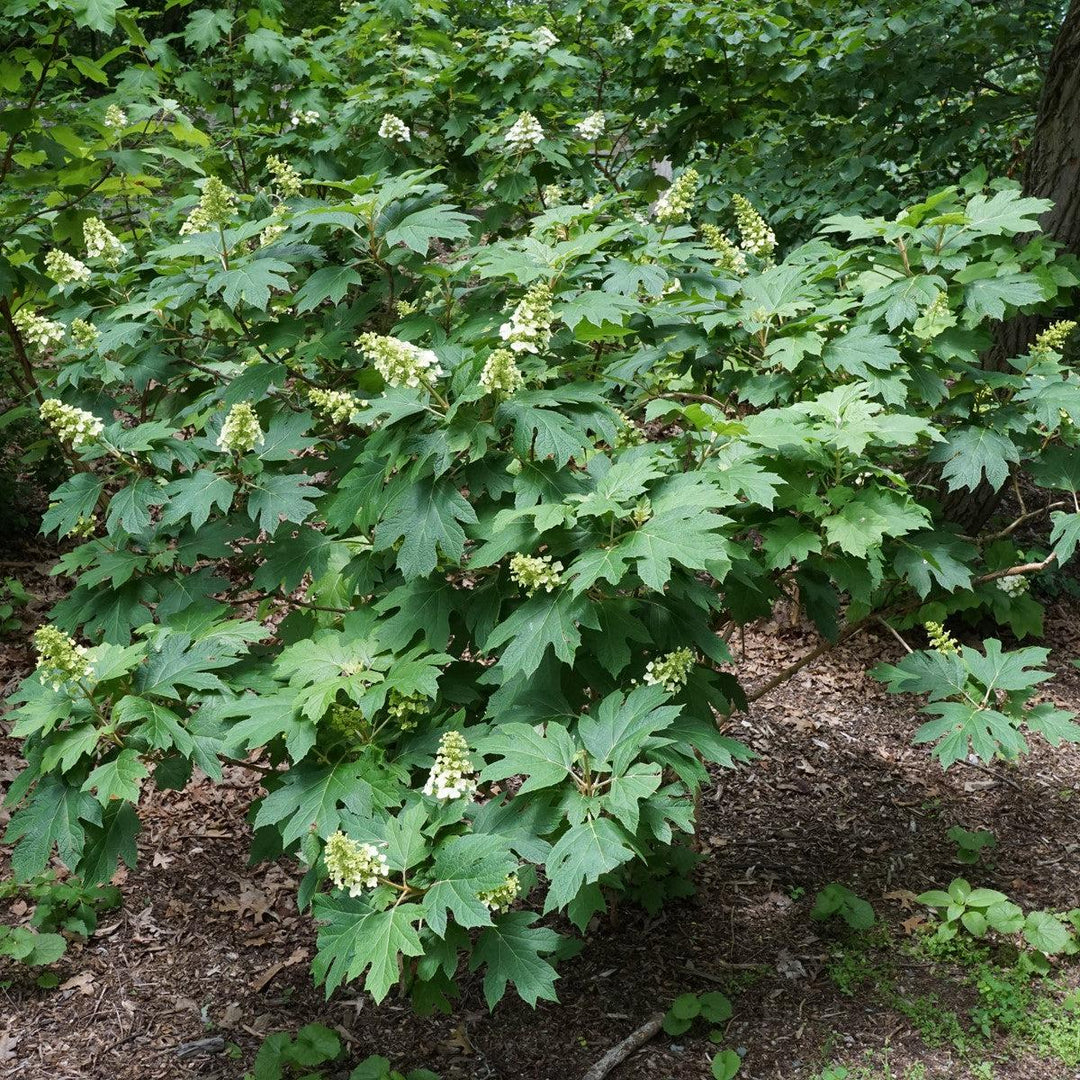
(574, 111, 605, 140)
(83, 217, 126, 265)
(355, 332, 444, 389)
(324, 831, 389, 896)
(70, 318, 99, 348)
(44, 250, 91, 287)
(700, 223, 748, 275)
(40, 398, 104, 447)
(504, 111, 544, 151)
(309, 387, 367, 424)
(925, 621, 959, 655)
(13, 309, 65, 352)
(509, 552, 563, 595)
(267, 155, 303, 198)
(103, 104, 127, 130)
(290, 108, 320, 127)
(478, 873, 521, 912)
(996, 573, 1029, 597)
(731, 193, 776, 259)
(378, 113, 411, 142)
(259, 216, 288, 247)
(423, 730, 477, 801)
(542, 184, 565, 205)
(654, 168, 700, 224)
(530, 26, 559, 52)
(613, 25, 633, 44)
(480, 348, 524, 395)
(499, 282, 554, 354)
(643, 647, 694, 693)
(180, 176, 237, 235)
(34, 625, 91, 691)
(216, 402, 264, 453)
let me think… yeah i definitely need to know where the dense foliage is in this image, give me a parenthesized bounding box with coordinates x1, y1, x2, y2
(2, 0, 1079, 1014)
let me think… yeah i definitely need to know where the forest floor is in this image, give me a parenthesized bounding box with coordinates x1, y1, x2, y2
(2, 540, 1080, 1080)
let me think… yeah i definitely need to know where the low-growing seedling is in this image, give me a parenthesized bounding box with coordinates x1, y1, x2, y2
(350, 1056, 440, 1080)
(663, 990, 733, 1035)
(0, 924, 67, 970)
(248, 1025, 439, 1080)
(0, 872, 120, 978)
(948, 826, 996, 866)
(812, 884, 876, 930)
(0, 576, 31, 636)
(711, 1048, 741, 1080)
(249, 1023, 343, 1079)
(916, 878, 1075, 965)
(662, 991, 739, 1078)
(16, 874, 120, 937)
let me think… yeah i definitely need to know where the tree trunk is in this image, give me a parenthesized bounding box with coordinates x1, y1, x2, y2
(942, 0, 1080, 532)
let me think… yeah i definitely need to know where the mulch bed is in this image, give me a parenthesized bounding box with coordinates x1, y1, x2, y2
(2, 543, 1079, 1080)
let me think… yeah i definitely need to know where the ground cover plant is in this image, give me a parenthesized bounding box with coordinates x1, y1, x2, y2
(2, 1, 1080, 1077)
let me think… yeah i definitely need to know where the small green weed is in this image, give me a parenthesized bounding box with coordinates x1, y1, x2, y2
(1022, 989, 1080, 1067)
(662, 992, 740, 1078)
(246, 1025, 439, 1080)
(0, 576, 30, 636)
(813, 884, 876, 930)
(947, 827, 996, 866)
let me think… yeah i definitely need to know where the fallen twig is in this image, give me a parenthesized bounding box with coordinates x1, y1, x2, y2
(580, 1012, 664, 1080)
(174, 1036, 226, 1059)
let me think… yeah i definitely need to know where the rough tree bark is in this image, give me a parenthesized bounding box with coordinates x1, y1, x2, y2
(942, 0, 1080, 532)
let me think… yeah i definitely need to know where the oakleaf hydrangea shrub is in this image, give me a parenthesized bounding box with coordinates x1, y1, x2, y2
(3, 0, 1080, 1017)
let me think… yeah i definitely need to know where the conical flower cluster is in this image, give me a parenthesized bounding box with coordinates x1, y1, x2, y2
(499, 282, 553, 354)
(530, 27, 558, 52)
(103, 104, 127, 130)
(216, 402, 264, 453)
(44, 250, 91, 287)
(13, 309, 65, 353)
(614, 409, 646, 448)
(355, 333, 444, 389)
(309, 387, 367, 424)
(480, 348, 524, 395)
(422, 730, 477, 801)
(40, 398, 104, 447)
(378, 113, 410, 142)
(478, 873, 521, 912)
(266, 155, 302, 198)
(504, 111, 544, 151)
(1032, 319, 1077, 360)
(70, 318, 99, 348)
(575, 112, 605, 140)
(509, 552, 563, 595)
(83, 217, 126, 266)
(701, 224, 747, 276)
(324, 831, 389, 896)
(732, 193, 776, 259)
(654, 169, 699, 224)
(643, 647, 694, 692)
(180, 176, 237, 235)
(34, 625, 91, 692)
(996, 573, 1029, 597)
(386, 689, 428, 731)
(924, 621, 958, 655)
